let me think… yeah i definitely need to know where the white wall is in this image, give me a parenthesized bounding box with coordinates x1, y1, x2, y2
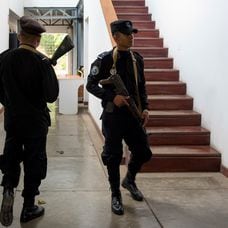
(84, 0, 113, 128)
(0, 0, 10, 52)
(9, 0, 24, 16)
(23, 0, 79, 7)
(0, 0, 23, 52)
(145, 0, 228, 167)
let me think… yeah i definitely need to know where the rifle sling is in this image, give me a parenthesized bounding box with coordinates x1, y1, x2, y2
(19, 44, 47, 61)
(19, 44, 38, 54)
(130, 50, 142, 113)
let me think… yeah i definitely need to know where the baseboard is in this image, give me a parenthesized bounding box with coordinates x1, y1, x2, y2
(221, 165, 228, 177)
(87, 112, 103, 141)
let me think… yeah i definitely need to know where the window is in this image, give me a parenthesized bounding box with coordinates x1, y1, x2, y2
(38, 33, 69, 75)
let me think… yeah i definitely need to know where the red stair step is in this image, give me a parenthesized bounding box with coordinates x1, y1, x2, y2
(141, 146, 221, 172)
(112, 0, 145, 7)
(148, 95, 193, 110)
(144, 69, 179, 81)
(146, 126, 210, 145)
(151, 145, 219, 156)
(117, 13, 151, 21)
(114, 6, 148, 14)
(148, 110, 201, 126)
(144, 58, 173, 69)
(132, 21, 156, 29)
(112, 0, 221, 172)
(146, 81, 186, 95)
(134, 37, 163, 47)
(135, 29, 159, 37)
(132, 47, 168, 57)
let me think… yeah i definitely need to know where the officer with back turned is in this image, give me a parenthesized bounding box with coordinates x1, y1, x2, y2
(0, 16, 59, 226)
(86, 19, 152, 215)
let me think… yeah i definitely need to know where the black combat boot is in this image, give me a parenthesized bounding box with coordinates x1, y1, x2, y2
(20, 198, 44, 223)
(122, 171, 144, 201)
(111, 191, 124, 215)
(0, 187, 14, 226)
(110, 182, 124, 215)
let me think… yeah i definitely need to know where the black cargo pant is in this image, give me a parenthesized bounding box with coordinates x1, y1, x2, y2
(0, 132, 47, 199)
(101, 108, 152, 192)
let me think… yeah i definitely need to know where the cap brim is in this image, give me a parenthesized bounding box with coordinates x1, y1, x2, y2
(132, 28, 138, 33)
(120, 28, 138, 35)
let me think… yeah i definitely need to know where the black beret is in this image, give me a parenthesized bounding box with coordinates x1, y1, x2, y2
(110, 20, 138, 35)
(20, 16, 46, 36)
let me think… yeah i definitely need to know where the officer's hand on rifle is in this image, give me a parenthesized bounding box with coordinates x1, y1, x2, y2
(142, 109, 149, 127)
(113, 95, 130, 107)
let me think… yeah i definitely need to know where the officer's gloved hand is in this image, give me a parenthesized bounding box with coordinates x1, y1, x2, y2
(142, 109, 149, 127)
(50, 59, 57, 66)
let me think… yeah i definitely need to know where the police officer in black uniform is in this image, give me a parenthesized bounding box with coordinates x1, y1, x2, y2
(0, 16, 59, 226)
(86, 20, 152, 215)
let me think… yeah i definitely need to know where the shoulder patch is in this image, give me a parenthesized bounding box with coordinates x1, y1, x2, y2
(97, 51, 110, 60)
(90, 65, 100, 76)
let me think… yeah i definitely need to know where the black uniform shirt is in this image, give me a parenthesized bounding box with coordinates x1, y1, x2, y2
(86, 48, 148, 112)
(0, 48, 59, 136)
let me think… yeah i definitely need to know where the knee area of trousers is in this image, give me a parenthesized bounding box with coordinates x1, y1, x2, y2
(101, 152, 122, 166)
(134, 149, 152, 163)
(142, 150, 152, 162)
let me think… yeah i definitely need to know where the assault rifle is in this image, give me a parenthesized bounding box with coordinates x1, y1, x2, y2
(99, 73, 143, 124)
(40, 35, 74, 66)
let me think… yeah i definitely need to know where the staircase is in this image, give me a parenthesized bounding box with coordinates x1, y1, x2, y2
(112, 0, 221, 172)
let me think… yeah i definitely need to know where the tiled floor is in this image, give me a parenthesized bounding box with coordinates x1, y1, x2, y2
(0, 105, 228, 228)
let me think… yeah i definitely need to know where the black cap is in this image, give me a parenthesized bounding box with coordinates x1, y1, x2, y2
(110, 20, 138, 35)
(19, 16, 46, 36)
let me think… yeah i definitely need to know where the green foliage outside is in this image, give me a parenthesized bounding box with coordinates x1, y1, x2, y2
(39, 33, 68, 75)
(40, 33, 64, 57)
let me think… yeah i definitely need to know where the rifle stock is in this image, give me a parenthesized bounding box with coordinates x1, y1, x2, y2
(99, 74, 142, 123)
(39, 35, 74, 66)
(51, 35, 74, 65)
